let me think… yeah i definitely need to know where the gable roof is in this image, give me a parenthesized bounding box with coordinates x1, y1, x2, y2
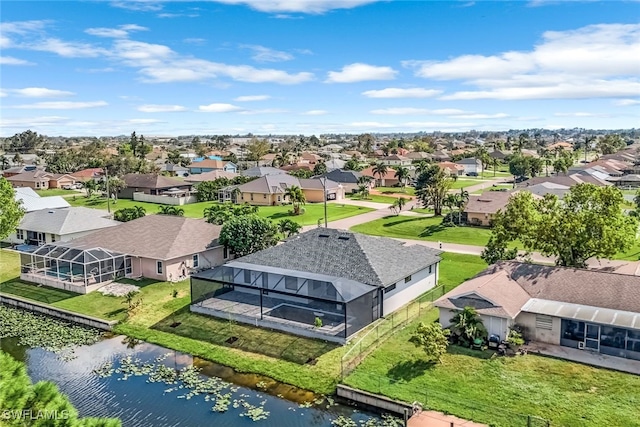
(71, 168, 103, 179)
(324, 169, 362, 184)
(436, 262, 640, 321)
(6, 170, 52, 182)
(188, 158, 228, 169)
(236, 228, 441, 287)
(465, 191, 515, 214)
(18, 207, 119, 235)
(15, 187, 70, 212)
(184, 170, 238, 183)
(361, 166, 399, 180)
(122, 173, 190, 189)
(241, 166, 288, 177)
(63, 215, 222, 260)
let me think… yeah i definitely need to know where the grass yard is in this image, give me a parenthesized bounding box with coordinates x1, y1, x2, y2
(351, 215, 495, 247)
(67, 196, 213, 218)
(347, 194, 403, 205)
(344, 313, 640, 426)
(470, 184, 513, 195)
(35, 189, 79, 197)
(436, 252, 487, 293)
(374, 186, 416, 196)
(449, 179, 490, 190)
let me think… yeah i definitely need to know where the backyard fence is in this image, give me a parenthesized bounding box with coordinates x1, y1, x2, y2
(352, 373, 551, 427)
(340, 285, 445, 379)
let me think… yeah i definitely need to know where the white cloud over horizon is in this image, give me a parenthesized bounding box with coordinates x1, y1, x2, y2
(12, 101, 108, 109)
(138, 104, 188, 112)
(326, 63, 397, 83)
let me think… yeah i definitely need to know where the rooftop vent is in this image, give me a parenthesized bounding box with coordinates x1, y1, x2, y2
(338, 236, 350, 241)
(318, 234, 330, 238)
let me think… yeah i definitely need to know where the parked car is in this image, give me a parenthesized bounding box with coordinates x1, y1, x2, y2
(467, 172, 478, 177)
(62, 184, 77, 190)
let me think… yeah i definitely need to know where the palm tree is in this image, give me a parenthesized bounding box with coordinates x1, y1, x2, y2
(415, 160, 430, 176)
(284, 185, 306, 215)
(275, 149, 291, 167)
(457, 189, 469, 224)
(371, 162, 388, 187)
(278, 218, 302, 237)
(388, 197, 408, 215)
(84, 179, 99, 198)
(158, 205, 184, 216)
(443, 193, 458, 214)
(450, 306, 487, 346)
(133, 205, 146, 218)
(394, 166, 410, 189)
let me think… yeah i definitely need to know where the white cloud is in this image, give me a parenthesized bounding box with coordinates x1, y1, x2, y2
(326, 63, 397, 83)
(183, 38, 207, 45)
(349, 121, 395, 128)
(0, 20, 49, 35)
(371, 107, 430, 115)
(302, 110, 328, 115)
(238, 108, 289, 115)
(362, 87, 442, 98)
(554, 112, 610, 118)
(613, 99, 640, 106)
(234, 95, 271, 102)
(198, 103, 243, 113)
(128, 118, 163, 124)
(370, 108, 508, 119)
(9, 87, 75, 98)
(241, 44, 293, 62)
(0, 56, 34, 65)
(454, 113, 510, 119)
(29, 38, 107, 57)
(211, 0, 380, 14)
(410, 23, 640, 100)
(85, 24, 148, 39)
(110, 1, 164, 12)
(138, 104, 187, 112)
(157, 12, 199, 18)
(13, 101, 108, 109)
(0, 90, 6, 98)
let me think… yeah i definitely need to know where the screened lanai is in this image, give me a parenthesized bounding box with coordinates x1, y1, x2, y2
(190, 261, 380, 343)
(20, 244, 131, 292)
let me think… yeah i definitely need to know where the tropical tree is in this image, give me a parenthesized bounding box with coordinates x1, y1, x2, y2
(246, 138, 270, 165)
(274, 149, 291, 167)
(104, 177, 126, 202)
(219, 215, 280, 257)
(113, 206, 146, 222)
(596, 134, 625, 155)
(84, 179, 99, 198)
(443, 193, 458, 214)
(284, 185, 306, 215)
(393, 166, 410, 189)
(415, 164, 454, 216)
(344, 157, 362, 171)
(388, 197, 408, 215)
(0, 155, 9, 170)
(158, 205, 184, 216)
(482, 184, 638, 268)
(203, 202, 258, 225)
(278, 218, 302, 237)
(0, 177, 25, 240)
(371, 162, 388, 186)
(409, 322, 450, 363)
(313, 161, 327, 176)
(456, 189, 469, 224)
(450, 306, 487, 346)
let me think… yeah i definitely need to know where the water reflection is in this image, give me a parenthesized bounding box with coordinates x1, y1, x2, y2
(1, 336, 376, 427)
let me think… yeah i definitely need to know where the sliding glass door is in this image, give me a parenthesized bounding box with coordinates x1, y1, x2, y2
(585, 323, 600, 351)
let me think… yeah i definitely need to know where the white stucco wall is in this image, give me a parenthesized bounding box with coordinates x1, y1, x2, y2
(382, 263, 437, 316)
(438, 309, 511, 341)
(516, 312, 562, 345)
(4, 229, 105, 245)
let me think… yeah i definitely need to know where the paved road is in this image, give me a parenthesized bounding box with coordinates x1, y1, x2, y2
(309, 199, 638, 272)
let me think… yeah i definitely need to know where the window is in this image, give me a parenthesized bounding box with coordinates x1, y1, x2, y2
(51, 234, 56, 243)
(192, 254, 199, 268)
(250, 193, 254, 201)
(385, 284, 396, 293)
(404, 275, 412, 283)
(36, 182, 40, 188)
(428, 265, 432, 274)
(244, 269, 252, 284)
(536, 315, 553, 330)
(16, 229, 23, 240)
(156, 261, 163, 275)
(285, 276, 297, 290)
(263, 194, 267, 199)
(278, 196, 281, 201)
(223, 247, 229, 259)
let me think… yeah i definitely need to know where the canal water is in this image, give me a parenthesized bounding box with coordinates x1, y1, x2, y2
(1, 335, 379, 427)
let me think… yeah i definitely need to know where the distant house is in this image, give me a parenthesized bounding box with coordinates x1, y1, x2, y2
(160, 163, 189, 178)
(184, 170, 239, 184)
(5, 207, 119, 246)
(437, 162, 465, 176)
(241, 166, 289, 178)
(71, 168, 103, 182)
(406, 152, 431, 161)
(227, 175, 344, 205)
(608, 174, 640, 188)
(380, 154, 411, 166)
(280, 163, 313, 172)
(323, 169, 364, 193)
(19, 215, 228, 293)
(464, 191, 516, 226)
(300, 152, 322, 164)
(548, 142, 573, 152)
(188, 159, 237, 174)
(191, 228, 442, 343)
(258, 153, 277, 167)
(6, 170, 77, 190)
(324, 158, 346, 171)
(361, 166, 400, 187)
(14, 187, 70, 212)
(119, 174, 193, 199)
(456, 158, 483, 175)
(435, 262, 640, 362)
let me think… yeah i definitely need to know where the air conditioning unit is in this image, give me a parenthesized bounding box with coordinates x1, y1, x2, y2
(578, 342, 585, 350)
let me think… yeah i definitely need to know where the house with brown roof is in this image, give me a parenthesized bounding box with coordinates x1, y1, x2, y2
(119, 173, 193, 199)
(188, 158, 237, 174)
(380, 154, 411, 166)
(184, 170, 239, 183)
(6, 170, 77, 190)
(300, 152, 322, 164)
(437, 161, 465, 176)
(225, 174, 344, 205)
(464, 190, 516, 226)
(71, 168, 103, 182)
(435, 262, 640, 362)
(361, 166, 400, 187)
(19, 215, 228, 293)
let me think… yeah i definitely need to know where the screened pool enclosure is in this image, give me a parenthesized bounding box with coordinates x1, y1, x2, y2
(20, 244, 131, 293)
(190, 261, 381, 343)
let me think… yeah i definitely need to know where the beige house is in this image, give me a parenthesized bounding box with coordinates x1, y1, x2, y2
(6, 170, 77, 190)
(464, 191, 514, 226)
(435, 262, 640, 363)
(231, 174, 344, 205)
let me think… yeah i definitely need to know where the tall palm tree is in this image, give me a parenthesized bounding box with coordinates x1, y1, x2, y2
(443, 193, 458, 214)
(275, 149, 291, 167)
(284, 185, 306, 215)
(394, 166, 410, 189)
(371, 162, 388, 187)
(457, 189, 469, 224)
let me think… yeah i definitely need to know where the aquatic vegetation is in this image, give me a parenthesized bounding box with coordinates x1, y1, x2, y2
(0, 306, 102, 359)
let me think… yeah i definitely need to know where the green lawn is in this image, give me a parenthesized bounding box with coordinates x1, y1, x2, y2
(347, 194, 402, 204)
(436, 252, 487, 293)
(67, 196, 213, 218)
(375, 186, 416, 196)
(471, 184, 513, 195)
(449, 179, 490, 190)
(351, 215, 495, 247)
(344, 313, 640, 427)
(36, 189, 78, 197)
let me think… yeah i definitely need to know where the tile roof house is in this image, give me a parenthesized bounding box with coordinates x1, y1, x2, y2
(6, 170, 77, 190)
(437, 161, 465, 176)
(5, 207, 119, 246)
(184, 170, 239, 183)
(464, 190, 520, 226)
(14, 187, 70, 212)
(188, 158, 237, 174)
(229, 175, 344, 205)
(361, 166, 400, 187)
(19, 215, 228, 293)
(435, 262, 640, 362)
(71, 168, 104, 182)
(191, 228, 442, 342)
(241, 166, 288, 177)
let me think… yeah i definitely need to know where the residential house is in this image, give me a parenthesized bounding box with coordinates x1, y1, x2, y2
(227, 175, 344, 205)
(258, 153, 278, 167)
(5, 207, 119, 246)
(361, 166, 400, 187)
(547, 142, 574, 152)
(464, 190, 517, 226)
(435, 262, 640, 362)
(322, 169, 364, 193)
(521, 182, 571, 199)
(19, 215, 228, 294)
(608, 174, 640, 188)
(119, 174, 193, 199)
(280, 163, 314, 173)
(6, 170, 77, 190)
(516, 172, 609, 189)
(190, 228, 442, 343)
(431, 150, 451, 162)
(380, 155, 411, 167)
(2, 165, 42, 178)
(188, 158, 237, 174)
(405, 152, 431, 162)
(241, 166, 289, 178)
(456, 158, 483, 175)
(71, 168, 103, 182)
(325, 158, 346, 171)
(14, 187, 70, 212)
(184, 170, 239, 184)
(159, 163, 190, 177)
(437, 162, 465, 176)
(300, 152, 322, 164)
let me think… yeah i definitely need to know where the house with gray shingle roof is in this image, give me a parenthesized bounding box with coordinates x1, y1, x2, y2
(435, 262, 640, 363)
(190, 228, 442, 343)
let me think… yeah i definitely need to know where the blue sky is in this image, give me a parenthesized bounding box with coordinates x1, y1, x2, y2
(1, 0, 639, 137)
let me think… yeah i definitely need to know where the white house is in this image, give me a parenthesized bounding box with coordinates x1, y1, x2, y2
(455, 158, 483, 175)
